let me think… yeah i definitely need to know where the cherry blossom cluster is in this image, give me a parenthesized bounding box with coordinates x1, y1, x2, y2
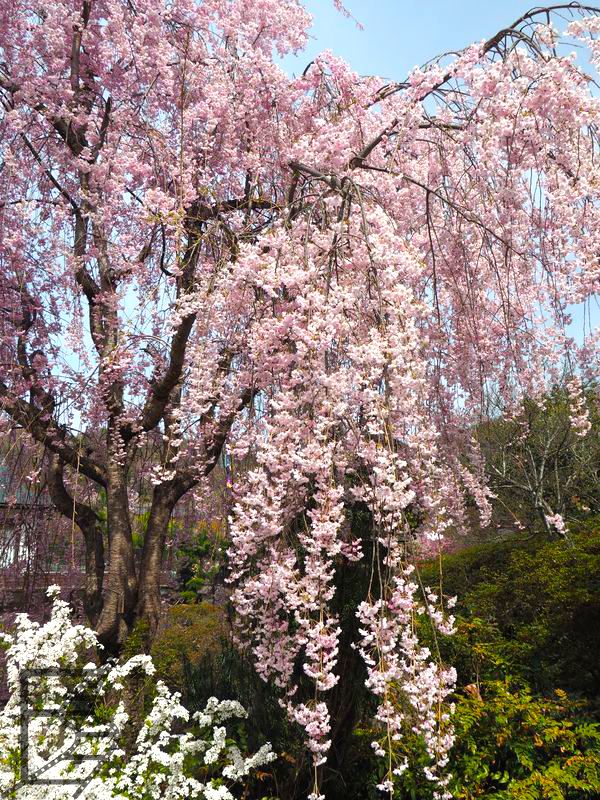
(566, 377, 592, 438)
(225, 9, 600, 798)
(357, 567, 456, 799)
(544, 512, 567, 537)
(227, 219, 462, 797)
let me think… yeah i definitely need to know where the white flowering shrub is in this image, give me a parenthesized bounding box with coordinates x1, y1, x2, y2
(0, 587, 275, 799)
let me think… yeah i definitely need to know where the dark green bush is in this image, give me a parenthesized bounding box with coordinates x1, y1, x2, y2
(420, 526, 600, 704)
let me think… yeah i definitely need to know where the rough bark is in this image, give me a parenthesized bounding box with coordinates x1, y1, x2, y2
(95, 435, 137, 653)
(135, 484, 178, 644)
(45, 455, 105, 625)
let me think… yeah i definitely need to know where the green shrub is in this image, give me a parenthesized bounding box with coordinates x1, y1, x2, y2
(150, 602, 226, 691)
(176, 520, 227, 603)
(420, 529, 600, 704)
(450, 681, 600, 800)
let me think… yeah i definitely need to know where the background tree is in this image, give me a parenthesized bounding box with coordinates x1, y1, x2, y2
(477, 383, 600, 537)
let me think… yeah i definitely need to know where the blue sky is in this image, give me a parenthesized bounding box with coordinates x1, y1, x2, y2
(286, 1, 563, 79)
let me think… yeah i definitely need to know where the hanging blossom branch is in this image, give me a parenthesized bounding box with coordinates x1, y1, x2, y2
(227, 6, 600, 799)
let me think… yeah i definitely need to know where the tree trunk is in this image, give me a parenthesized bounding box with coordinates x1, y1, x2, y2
(136, 484, 177, 645)
(46, 455, 105, 626)
(95, 453, 137, 653)
(81, 523, 105, 626)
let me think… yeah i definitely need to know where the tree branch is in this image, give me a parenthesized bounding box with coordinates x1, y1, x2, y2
(0, 380, 106, 486)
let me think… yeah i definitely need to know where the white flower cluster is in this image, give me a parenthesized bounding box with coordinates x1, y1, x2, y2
(0, 587, 275, 799)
